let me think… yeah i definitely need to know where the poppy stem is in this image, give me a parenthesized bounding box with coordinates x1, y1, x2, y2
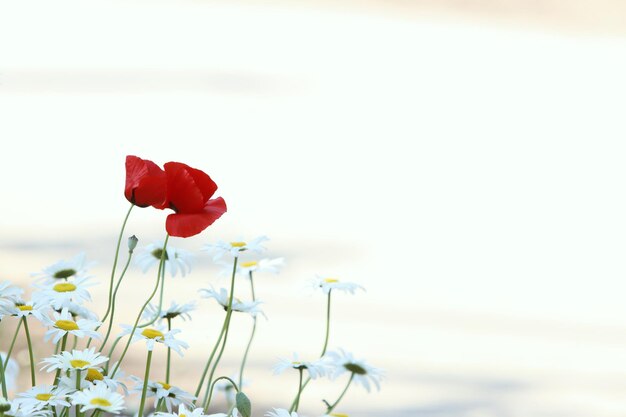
(201, 256, 239, 410)
(109, 235, 169, 378)
(102, 203, 134, 323)
(238, 271, 257, 388)
(22, 317, 36, 386)
(98, 250, 134, 352)
(136, 350, 153, 417)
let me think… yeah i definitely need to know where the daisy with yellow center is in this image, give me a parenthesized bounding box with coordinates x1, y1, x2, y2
(69, 381, 125, 414)
(233, 257, 285, 278)
(1, 298, 49, 322)
(33, 276, 96, 310)
(14, 385, 71, 412)
(202, 235, 269, 261)
(43, 308, 102, 344)
(118, 324, 189, 356)
(198, 286, 266, 318)
(311, 276, 365, 295)
(129, 377, 196, 412)
(41, 347, 108, 373)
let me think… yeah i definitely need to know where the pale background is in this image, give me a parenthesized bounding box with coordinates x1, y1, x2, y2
(1, 1, 626, 416)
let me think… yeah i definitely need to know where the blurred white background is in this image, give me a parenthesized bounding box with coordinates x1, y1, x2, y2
(1, 1, 626, 416)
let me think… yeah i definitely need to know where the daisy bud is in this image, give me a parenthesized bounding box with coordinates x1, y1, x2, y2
(0, 397, 10, 412)
(128, 235, 139, 252)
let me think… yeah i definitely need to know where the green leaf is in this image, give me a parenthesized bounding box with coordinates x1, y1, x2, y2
(236, 391, 252, 417)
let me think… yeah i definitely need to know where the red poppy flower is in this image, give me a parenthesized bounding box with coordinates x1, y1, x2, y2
(162, 161, 227, 238)
(124, 155, 167, 208)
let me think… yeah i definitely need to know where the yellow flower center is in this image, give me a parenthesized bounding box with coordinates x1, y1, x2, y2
(86, 368, 104, 381)
(240, 261, 258, 267)
(89, 398, 112, 408)
(230, 241, 246, 247)
(35, 393, 53, 401)
(330, 414, 349, 417)
(292, 361, 302, 365)
(70, 359, 90, 368)
(53, 283, 77, 292)
(141, 328, 164, 339)
(55, 319, 79, 331)
(324, 278, 339, 283)
(17, 305, 33, 311)
(158, 381, 171, 390)
(180, 415, 187, 417)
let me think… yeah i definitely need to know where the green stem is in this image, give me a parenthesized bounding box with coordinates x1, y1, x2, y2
(22, 318, 36, 386)
(53, 335, 68, 385)
(110, 236, 169, 378)
(321, 290, 332, 356)
(238, 272, 257, 387)
(289, 290, 333, 410)
(293, 368, 304, 412)
(208, 376, 239, 400)
(102, 204, 134, 323)
(5, 320, 22, 364)
(326, 373, 354, 414)
(138, 253, 167, 329)
(166, 318, 172, 384)
(98, 251, 134, 352)
(75, 370, 82, 417)
(136, 350, 153, 417)
(194, 257, 238, 402)
(0, 353, 7, 399)
(202, 257, 239, 409)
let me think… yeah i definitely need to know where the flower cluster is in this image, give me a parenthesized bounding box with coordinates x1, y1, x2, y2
(0, 156, 381, 417)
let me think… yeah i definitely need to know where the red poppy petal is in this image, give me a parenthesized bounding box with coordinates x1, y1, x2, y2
(125, 155, 166, 207)
(165, 197, 227, 238)
(134, 176, 167, 208)
(163, 162, 206, 212)
(186, 166, 218, 202)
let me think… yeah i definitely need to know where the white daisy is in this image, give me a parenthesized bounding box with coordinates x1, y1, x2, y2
(70, 381, 125, 414)
(0, 352, 19, 392)
(153, 403, 210, 417)
(310, 276, 365, 295)
(14, 385, 71, 412)
(32, 253, 94, 284)
(118, 325, 189, 356)
(325, 349, 383, 392)
(43, 308, 102, 344)
(130, 378, 196, 412)
(59, 365, 128, 395)
(33, 276, 96, 309)
(0, 282, 23, 306)
(203, 235, 269, 261)
(59, 301, 99, 321)
(135, 242, 193, 278)
(41, 347, 108, 373)
(227, 257, 285, 278)
(265, 409, 300, 417)
(199, 286, 266, 318)
(4, 400, 52, 417)
(273, 353, 329, 379)
(142, 300, 196, 324)
(1, 299, 50, 322)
